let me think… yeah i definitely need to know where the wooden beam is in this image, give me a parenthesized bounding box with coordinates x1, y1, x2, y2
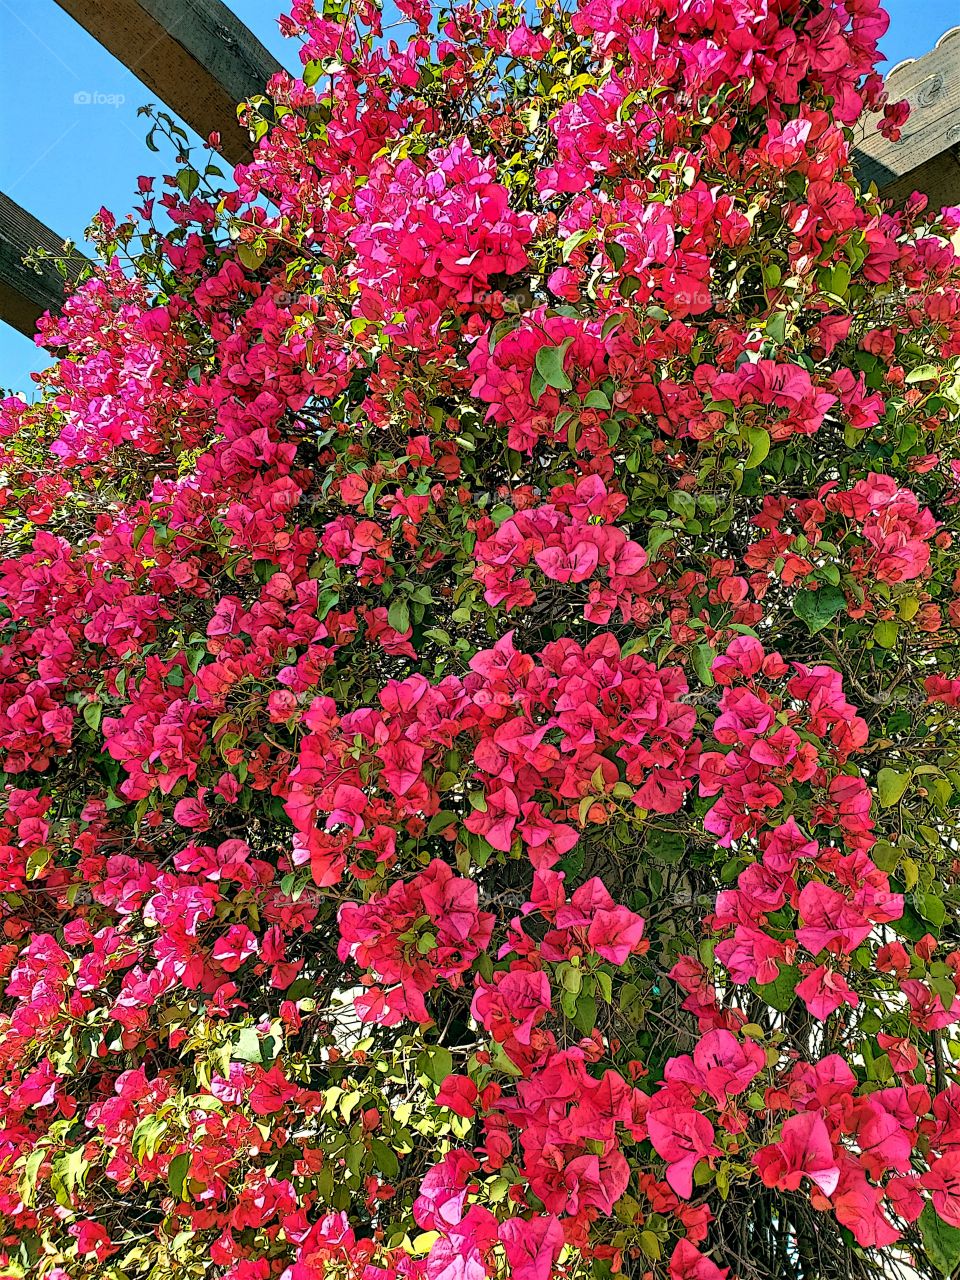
(854, 26, 960, 208)
(54, 0, 283, 165)
(0, 195, 87, 338)
(872, 148, 960, 212)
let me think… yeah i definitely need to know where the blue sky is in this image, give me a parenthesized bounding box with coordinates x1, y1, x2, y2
(0, 0, 956, 390)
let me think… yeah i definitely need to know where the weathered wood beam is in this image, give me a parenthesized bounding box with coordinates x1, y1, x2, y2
(854, 26, 960, 209)
(0, 194, 87, 339)
(54, 0, 283, 165)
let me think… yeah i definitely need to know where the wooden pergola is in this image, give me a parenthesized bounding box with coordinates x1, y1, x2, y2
(55, 0, 282, 167)
(1, 9, 959, 341)
(854, 26, 960, 210)
(0, 194, 88, 340)
(1, 0, 281, 341)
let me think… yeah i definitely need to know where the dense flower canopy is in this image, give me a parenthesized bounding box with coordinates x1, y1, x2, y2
(1, 1, 960, 1278)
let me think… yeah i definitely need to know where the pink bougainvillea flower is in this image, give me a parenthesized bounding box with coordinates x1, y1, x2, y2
(664, 1029, 766, 1104)
(435, 1075, 480, 1117)
(499, 1215, 564, 1280)
(669, 1239, 730, 1280)
(754, 1113, 840, 1197)
(647, 1099, 719, 1199)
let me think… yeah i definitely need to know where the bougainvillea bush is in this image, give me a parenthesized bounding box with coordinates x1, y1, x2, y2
(2, 0, 960, 1277)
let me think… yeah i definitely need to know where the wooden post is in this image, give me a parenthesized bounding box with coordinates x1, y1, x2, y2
(0, 194, 87, 339)
(53, 0, 283, 165)
(854, 26, 960, 210)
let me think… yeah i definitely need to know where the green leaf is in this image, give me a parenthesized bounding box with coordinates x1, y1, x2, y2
(238, 242, 267, 271)
(573, 994, 597, 1035)
(418, 1045, 453, 1085)
(488, 318, 517, 353)
(82, 701, 102, 731)
(751, 964, 800, 1013)
(370, 1138, 400, 1179)
(387, 598, 410, 634)
(895, 901, 930, 942)
(26, 847, 51, 878)
(57, 1147, 88, 1201)
(534, 338, 574, 393)
(562, 228, 594, 261)
(877, 767, 909, 808)
(232, 1027, 263, 1063)
(668, 489, 696, 520)
(427, 810, 457, 834)
(743, 427, 771, 470)
(177, 169, 200, 199)
(647, 527, 675, 557)
(920, 1205, 960, 1275)
(765, 312, 788, 345)
(873, 620, 899, 649)
(18, 1149, 44, 1206)
(340, 1089, 361, 1121)
(638, 1230, 662, 1261)
(317, 589, 340, 621)
(489, 1038, 523, 1076)
(646, 827, 685, 864)
(606, 241, 626, 271)
(792, 585, 845, 634)
(931, 973, 956, 1005)
(918, 893, 946, 930)
(905, 364, 940, 385)
(132, 1113, 167, 1161)
(692, 643, 716, 687)
(167, 1151, 190, 1200)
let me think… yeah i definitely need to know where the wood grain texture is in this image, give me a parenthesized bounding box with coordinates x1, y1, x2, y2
(854, 26, 960, 208)
(54, 0, 283, 164)
(0, 194, 86, 338)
